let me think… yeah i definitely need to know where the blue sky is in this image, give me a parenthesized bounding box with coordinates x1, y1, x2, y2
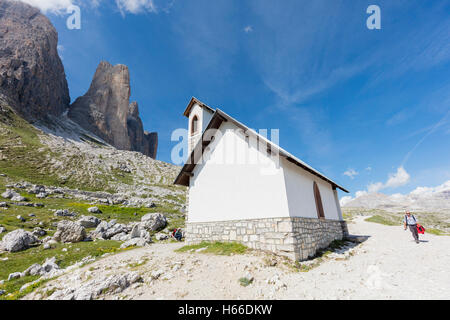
(21, 0, 450, 200)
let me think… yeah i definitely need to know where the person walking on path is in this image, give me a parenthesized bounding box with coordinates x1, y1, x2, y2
(403, 211, 419, 244)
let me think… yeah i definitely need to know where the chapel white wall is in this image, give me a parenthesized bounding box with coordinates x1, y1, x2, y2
(282, 158, 341, 220)
(188, 121, 290, 223)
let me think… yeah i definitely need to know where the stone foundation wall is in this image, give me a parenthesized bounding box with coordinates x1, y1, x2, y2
(186, 217, 348, 261)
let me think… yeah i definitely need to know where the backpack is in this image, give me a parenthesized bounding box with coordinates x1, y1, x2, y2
(417, 224, 425, 234)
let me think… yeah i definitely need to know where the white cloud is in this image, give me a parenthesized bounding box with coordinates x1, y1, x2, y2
(115, 0, 156, 15)
(339, 196, 353, 206)
(367, 166, 410, 193)
(367, 182, 383, 193)
(244, 26, 253, 33)
(410, 180, 450, 196)
(16, 0, 159, 15)
(343, 168, 358, 179)
(15, 0, 74, 14)
(385, 166, 410, 188)
(340, 166, 411, 205)
(355, 190, 368, 198)
(57, 44, 64, 59)
(341, 180, 450, 208)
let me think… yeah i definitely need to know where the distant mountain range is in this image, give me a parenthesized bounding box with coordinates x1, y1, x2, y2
(342, 181, 450, 213)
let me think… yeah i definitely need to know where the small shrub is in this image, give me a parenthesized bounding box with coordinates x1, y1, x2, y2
(239, 277, 253, 287)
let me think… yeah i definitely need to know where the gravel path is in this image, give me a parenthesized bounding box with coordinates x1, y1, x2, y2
(25, 215, 450, 300)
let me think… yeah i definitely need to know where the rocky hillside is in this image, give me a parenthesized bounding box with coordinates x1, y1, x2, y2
(0, 0, 157, 158)
(0, 0, 185, 300)
(69, 61, 158, 159)
(342, 185, 450, 214)
(0, 96, 184, 201)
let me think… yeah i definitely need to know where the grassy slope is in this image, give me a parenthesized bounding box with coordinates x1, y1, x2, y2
(176, 241, 249, 256)
(0, 101, 187, 299)
(0, 240, 126, 299)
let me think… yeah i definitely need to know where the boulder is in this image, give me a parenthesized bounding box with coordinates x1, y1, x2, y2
(0, 202, 8, 207)
(47, 272, 142, 300)
(155, 233, 169, 241)
(55, 209, 77, 217)
(8, 272, 24, 281)
(29, 185, 45, 194)
(77, 216, 101, 228)
(24, 263, 44, 276)
(0, 229, 39, 252)
(53, 221, 86, 243)
(110, 232, 129, 241)
(130, 224, 149, 240)
(0, 226, 6, 233)
(104, 223, 126, 239)
(41, 257, 60, 274)
(11, 195, 27, 202)
(36, 192, 48, 199)
(2, 189, 18, 199)
(87, 206, 101, 214)
(140, 213, 167, 232)
(32, 227, 47, 237)
(92, 220, 128, 240)
(120, 238, 152, 249)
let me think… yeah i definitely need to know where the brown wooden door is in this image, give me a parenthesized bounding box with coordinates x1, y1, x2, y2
(313, 181, 325, 219)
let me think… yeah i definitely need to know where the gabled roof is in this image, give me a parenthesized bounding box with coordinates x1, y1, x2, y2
(183, 97, 215, 117)
(174, 107, 349, 193)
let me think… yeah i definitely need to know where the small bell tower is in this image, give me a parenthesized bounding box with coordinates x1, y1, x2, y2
(183, 97, 215, 154)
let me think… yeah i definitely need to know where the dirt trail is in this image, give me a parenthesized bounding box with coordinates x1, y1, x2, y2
(25, 216, 450, 300)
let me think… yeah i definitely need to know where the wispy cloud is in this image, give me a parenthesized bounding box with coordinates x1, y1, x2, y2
(341, 179, 450, 206)
(341, 166, 411, 205)
(343, 168, 358, 179)
(15, 0, 161, 15)
(115, 0, 157, 16)
(15, 0, 74, 14)
(243, 25, 253, 33)
(402, 109, 450, 166)
(368, 166, 410, 193)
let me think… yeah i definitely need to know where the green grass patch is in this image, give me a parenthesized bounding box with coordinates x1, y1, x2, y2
(176, 241, 248, 256)
(365, 215, 399, 226)
(425, 228, 449, 236)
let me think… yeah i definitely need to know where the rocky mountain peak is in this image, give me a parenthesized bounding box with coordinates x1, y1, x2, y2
(68, 61, 157, 158)
(0, 0, 157, 159)
(0, 0, 70, 121)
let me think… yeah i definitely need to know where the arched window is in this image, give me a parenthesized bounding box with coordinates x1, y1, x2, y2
(191, 115, 199, 135)
(313, 181, 325, 219)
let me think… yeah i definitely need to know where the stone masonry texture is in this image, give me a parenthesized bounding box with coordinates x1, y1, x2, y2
(186, 217, 349, 261)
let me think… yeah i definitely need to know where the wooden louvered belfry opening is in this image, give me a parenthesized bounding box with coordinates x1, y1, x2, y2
(313, 181, 325, 219)
(191, 115, 199, 135)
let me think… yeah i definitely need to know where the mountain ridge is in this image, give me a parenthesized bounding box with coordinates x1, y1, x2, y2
(0, 0, 157, 158)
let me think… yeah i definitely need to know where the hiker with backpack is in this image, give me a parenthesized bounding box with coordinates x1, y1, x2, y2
(403, 211, 420, 244)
